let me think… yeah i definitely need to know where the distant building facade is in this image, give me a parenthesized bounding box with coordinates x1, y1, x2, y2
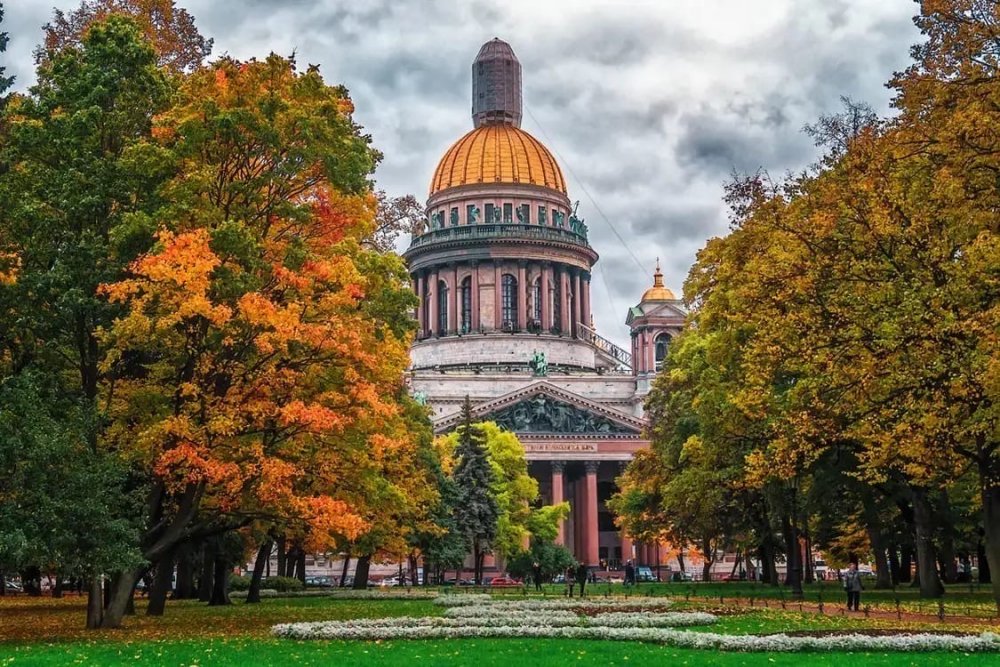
(405, 39, 685, 569)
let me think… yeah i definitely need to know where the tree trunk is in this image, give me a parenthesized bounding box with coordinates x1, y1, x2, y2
(99, 568, 141, 628)
(353, 555, 371, 590)
(208, 556, 231, 606)
(174, 548, 195, 599)
(408, 554, 419, 586)
(888, 544, 901, 585)
(782, 514, 795, 586)
(980, 471, 1000, 611)
(898, 545, 913, 583)
(979, 539, 992, 584)
(198, 543, 215, 603)
(124, 582, 136, 616)
(276, 536, 286, 578)
(52, 574, 64, 599)
(803, 533, 815, 584)
(911, 486, 944, 598)
(86, 576, 104, 629)
(701, 537, 714, 581)
(676, 549, 686, 575)
(246, 540, 272, 604)
(296, 550, 306, 585)
(869, 528, 892, 589)
(147, 550, 175, 616)
(757, 543, 777, 585)
(339, 552, 351, 588)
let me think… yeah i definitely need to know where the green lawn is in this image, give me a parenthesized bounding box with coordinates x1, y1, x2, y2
(2, 592, 998, 666)
(2, 638, 998, 666)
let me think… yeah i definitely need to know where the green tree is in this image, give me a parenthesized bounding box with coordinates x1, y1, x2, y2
(0, 3, 13, 95)
(0, 15, 173, 627)
(451, 398, 499, 585)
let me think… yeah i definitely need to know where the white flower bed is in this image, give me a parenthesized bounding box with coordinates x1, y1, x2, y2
(271, 594, 1000, 652)
(272, 611, 716, 638)
(435, 596, 673, 611)
(272, 619, 1000, 651)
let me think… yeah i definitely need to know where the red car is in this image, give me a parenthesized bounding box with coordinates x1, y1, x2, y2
(488, 576, 522, 587)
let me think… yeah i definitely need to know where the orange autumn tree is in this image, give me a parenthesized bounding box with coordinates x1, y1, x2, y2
(95, 54, 417, 626)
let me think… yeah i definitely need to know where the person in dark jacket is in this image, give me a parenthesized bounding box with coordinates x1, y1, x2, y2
(624, 560, 635, 587)
(566, 565, 576, 597)
(575, 562, 589, 597)
(532, 562, 543, 592)
(843, 562, 863, 611)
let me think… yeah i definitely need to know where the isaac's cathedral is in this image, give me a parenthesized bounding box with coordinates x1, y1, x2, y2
(405, 38, 685, 569)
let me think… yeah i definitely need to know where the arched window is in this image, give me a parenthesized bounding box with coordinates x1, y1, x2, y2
(501, 274, 518, 330)
(531, 277, 542, 324)
(551, 278, 561, 333)
(437, 280, 448, 335)
(654, 333, 671, 370)
(460, 276, 472, 333)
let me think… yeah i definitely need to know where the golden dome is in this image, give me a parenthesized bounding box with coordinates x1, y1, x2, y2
(430, 124, 567, 196)
(641, 259, 676, 301)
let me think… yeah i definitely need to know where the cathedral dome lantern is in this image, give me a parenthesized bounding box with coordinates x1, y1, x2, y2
(472, 38, 522, 129)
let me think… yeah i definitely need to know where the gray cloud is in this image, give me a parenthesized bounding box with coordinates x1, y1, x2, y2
(6, 0, 921, 345)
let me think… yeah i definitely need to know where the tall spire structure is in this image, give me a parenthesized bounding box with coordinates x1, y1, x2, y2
(472, 38, 522, 128)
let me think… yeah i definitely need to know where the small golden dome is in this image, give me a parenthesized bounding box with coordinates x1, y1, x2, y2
(641, 259, 676, 301)
(430, 124, 566, 196)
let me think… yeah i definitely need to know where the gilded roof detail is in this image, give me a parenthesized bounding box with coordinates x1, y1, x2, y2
(430, 124, 567, 195)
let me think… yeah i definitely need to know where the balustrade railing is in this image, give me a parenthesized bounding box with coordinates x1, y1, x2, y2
(408, 223, 591, 249)
(577, 322, 632, 370)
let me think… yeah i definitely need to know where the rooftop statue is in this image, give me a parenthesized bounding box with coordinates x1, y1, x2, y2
(529, 350, 548, 377)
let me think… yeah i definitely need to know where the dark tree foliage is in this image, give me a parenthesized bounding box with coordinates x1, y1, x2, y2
(452, 397, 498, 585)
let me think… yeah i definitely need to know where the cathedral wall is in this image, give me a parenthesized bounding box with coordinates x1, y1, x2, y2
(410, 335, 599, 370)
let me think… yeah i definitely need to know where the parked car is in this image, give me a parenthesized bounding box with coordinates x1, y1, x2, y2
(635, 566, 657, 582)
(305, 575, 336, 588)
(669, 570, 692, 582)
(4, 579, 23, 594)
(488, 576, 522, 587)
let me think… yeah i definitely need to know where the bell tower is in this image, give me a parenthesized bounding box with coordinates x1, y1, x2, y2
(627, 260, 686, 393)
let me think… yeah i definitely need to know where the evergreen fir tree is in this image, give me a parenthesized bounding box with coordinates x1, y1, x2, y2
(452, 396, 499, 585)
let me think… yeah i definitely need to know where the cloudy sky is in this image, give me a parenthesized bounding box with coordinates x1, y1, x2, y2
(5, 1, 922, 346)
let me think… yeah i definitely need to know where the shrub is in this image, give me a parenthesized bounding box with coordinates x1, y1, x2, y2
(228, 575, 251, 591)
(264, 576, 305, 592)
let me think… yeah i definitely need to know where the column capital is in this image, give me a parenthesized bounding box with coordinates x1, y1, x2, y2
(551, 460, 566, 474)
(517, 259, 528, 268)
(585, 461, 600, 475)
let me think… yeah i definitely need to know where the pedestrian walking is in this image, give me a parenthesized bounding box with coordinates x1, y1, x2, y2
(843, 562, 863, 611)
(566, 565, 576, 597)
(532, 561, 542, 592)
(624, 559, 635, 587)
